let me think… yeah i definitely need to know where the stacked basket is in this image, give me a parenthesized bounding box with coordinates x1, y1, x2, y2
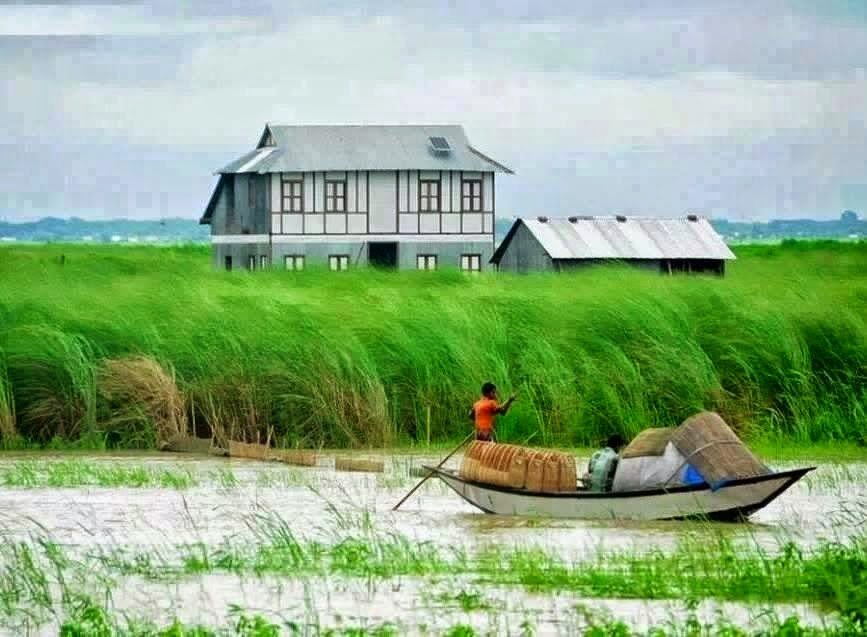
(459, 441, 576, 492)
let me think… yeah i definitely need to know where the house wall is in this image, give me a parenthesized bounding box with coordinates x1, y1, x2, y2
(495, 223, 555, 273)
(396, 240, 493, 270)
(216, 239, 493, 271)
(267, 169, 495, 237)
(209, 174, 269, 236)
(369, 170, 396, 233)
(213, 242, 272, 271)
(212, 167, 498, 270)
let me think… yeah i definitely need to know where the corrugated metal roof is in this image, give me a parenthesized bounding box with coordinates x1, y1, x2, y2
(216, 125, 513, 174)
(492, 216, 735, 262)
(217, 147, 279, 174)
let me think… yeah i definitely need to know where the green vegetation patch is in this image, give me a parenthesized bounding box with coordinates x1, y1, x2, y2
(0, 241, 866, 449)
(0, 459, 199, 488)
(81, 523, 867, 618)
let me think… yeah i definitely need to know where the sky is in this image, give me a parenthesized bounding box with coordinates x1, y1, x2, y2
(1, 1, 865, 222)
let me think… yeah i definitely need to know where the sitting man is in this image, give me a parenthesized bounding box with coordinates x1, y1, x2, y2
(584, 434, 626, 492)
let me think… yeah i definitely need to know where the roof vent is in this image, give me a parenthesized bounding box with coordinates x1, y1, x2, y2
(616, 215, 627, 223)
(429, 136, 451, 154)
(687, 214, 699, 222)
(567, 216, 579, 223)
(537, 216, 548, 223)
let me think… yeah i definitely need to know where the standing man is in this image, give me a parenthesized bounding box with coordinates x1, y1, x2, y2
(469, 382, 516, 441)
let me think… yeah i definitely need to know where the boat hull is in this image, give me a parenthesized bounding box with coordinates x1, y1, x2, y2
(427, 466, 813, 521)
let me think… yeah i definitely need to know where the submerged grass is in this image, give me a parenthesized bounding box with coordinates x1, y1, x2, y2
(46, 596, 867, 637)
(79, 511, 867, 618)
(1, 241, 866, 448)
(4, 533, 867, 635)
(0, 459, 200, 488)
(1, 507, 866, 635)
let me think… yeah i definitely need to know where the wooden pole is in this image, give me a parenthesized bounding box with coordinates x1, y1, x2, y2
(392, 432, 475, 511)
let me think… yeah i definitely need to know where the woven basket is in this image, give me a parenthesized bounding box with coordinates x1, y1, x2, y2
(161, 435, 212, 455)
(269, 449, 317, 467)
(334, 457, 384, 473)
(460, 442, 577, 492)
(670, 412, 768, 483)
(228, 440, 270, 460)
(621, 428, 675, 459)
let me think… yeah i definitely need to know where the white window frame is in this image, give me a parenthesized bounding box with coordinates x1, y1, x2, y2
(461, 254, 481, 272)
(284, 255, 305, 271)
(416, 254, 438, 270)
(329, 254, 350, 271)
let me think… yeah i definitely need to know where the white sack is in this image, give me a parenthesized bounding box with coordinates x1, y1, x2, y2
(612, 442, 687, 492)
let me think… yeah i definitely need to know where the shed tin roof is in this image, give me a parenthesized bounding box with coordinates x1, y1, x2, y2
(216, 125, 513, 174)
(491, 216, 736, 263)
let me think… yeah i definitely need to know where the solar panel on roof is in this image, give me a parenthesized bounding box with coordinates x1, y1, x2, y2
(429, 136, 451, 152)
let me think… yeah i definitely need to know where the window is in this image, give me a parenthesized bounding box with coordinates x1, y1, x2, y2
(417, 254, 437, 270)
(281, 176, 303, 212)
(224, 256, 232, 272)
(259, 255, 268, 269)
(419, 179, 440, 212)
(461, 254, 481, 272)
(248, 255, 256, 271)
(325, 180, 346, 212)
(461, 179, 483, 212)
(329, 255, 349, 271)
(284, 255, 305, 271)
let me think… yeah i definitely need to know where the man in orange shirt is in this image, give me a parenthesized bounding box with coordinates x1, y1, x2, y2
(469, 382, 516, 441)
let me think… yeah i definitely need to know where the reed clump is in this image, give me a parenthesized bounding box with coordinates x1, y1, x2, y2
(0, 241, 865, 449)
(98, 355, 188, 447)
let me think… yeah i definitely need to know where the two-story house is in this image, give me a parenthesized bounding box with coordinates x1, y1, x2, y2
(200, 125, 512, 271)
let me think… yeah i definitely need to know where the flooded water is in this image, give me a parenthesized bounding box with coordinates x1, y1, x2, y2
(1, 451, 863, 552)
(0, 450, 863, 635)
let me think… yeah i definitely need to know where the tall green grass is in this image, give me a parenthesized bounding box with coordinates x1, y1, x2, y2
(0, 241, 865, 448)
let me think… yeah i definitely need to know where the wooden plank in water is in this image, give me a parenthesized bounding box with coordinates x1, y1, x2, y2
(334, 457, 385, 473)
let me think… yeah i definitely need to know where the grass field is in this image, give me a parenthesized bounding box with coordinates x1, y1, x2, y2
(0, 240, 865, 449)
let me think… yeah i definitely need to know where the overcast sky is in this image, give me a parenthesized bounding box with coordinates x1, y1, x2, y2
(1, 1, 865, 221)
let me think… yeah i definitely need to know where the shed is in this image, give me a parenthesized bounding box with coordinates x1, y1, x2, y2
(491, 215, 735, 274)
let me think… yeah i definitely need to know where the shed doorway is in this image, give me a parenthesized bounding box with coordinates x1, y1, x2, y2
(369, 242, 398, 269)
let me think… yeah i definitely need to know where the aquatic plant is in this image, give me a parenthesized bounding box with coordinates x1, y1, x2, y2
(0, 459, 200, 489)
(1, 523, 866, 635)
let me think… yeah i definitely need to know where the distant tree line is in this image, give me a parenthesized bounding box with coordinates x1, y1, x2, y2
(0, 212, 862, 244)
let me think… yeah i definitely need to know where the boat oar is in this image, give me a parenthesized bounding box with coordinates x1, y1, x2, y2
(392, 432, 475, 511)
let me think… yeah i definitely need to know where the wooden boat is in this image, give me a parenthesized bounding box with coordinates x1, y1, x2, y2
(424, 465, 814, 521)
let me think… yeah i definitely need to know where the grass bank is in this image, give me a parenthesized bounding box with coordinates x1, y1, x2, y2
(1, 241, 865, 449)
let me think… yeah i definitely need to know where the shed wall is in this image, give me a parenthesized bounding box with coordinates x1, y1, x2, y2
(495, 223, 554, 273)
